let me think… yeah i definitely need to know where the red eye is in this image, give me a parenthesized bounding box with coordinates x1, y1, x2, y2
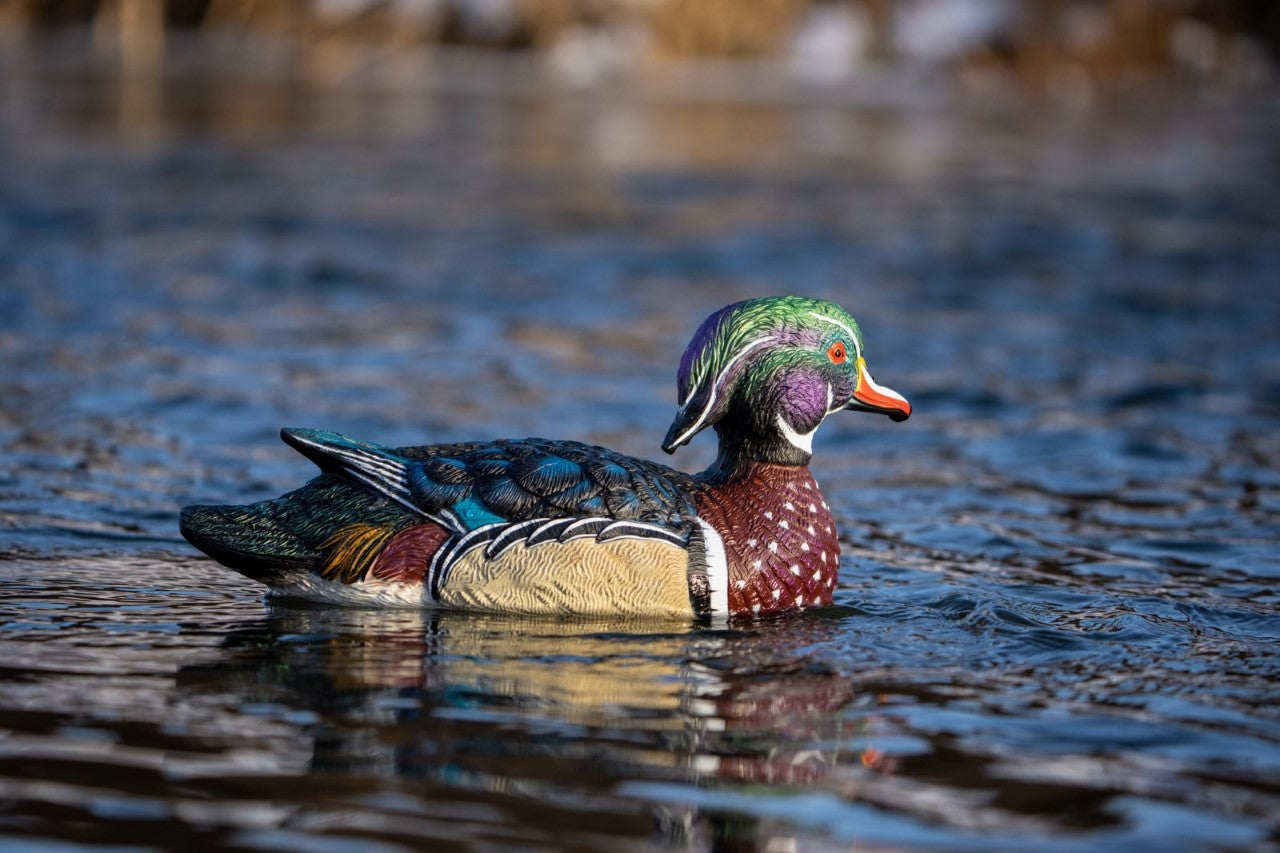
(827, 342, 847, 364)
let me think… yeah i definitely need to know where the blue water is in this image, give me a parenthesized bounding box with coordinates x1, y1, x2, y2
(1, 43, 1279, 850)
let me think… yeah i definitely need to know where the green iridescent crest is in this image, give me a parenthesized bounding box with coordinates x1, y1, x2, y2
(663, 296, 866, 453)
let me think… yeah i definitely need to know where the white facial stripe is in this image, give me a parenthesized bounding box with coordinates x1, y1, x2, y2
(680, 361, 706, 409)
(669, 335, 775, 448)
(825, 383, 838, 414)
(807, 310, 862, 360)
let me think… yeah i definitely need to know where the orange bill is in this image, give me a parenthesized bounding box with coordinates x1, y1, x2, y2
(847, 358, 911, 422)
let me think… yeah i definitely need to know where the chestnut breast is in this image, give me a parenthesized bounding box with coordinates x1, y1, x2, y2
(694, 464, 841, 615)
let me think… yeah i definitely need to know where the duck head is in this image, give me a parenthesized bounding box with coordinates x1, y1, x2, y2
(662, 296, 911, 468)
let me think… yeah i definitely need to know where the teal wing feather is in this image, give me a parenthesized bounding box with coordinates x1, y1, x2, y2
(181, 428, 705, 583)
(280, 428, 701, 535)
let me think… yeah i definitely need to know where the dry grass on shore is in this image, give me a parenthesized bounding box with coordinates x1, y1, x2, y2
(1, 0, 1276, 97)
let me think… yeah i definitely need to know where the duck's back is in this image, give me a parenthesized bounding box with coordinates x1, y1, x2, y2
(180, 430, 713, 616)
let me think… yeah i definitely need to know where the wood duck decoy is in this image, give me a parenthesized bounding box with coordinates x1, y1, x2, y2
(180, 296, 911, 618)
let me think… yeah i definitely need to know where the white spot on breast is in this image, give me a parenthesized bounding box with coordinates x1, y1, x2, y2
(779, 520, 790, 530)
(735, 579, 746, 589)
(807, 525, 816, 535)
(801, 542, 810, 552)
(784, 502, 795, 511)
(808, 503, 817, 513)
(790, 564, 800, 576)
(764, 511, 774, 520)
(772, 588, 781, 600)
(753, 603, 761, 613)
(747, 538, 757, 548)
(769, 541, 779, 554)
(820, 552, 827, 563)
(796, 595, 804, 606)
(752, 559, 762, 570)
(813, 570, 822, 581)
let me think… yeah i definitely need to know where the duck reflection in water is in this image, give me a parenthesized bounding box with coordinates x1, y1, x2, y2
(177, 605, 898, 840)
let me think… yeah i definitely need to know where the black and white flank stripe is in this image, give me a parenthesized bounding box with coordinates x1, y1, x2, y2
(427, 516, 686, 600)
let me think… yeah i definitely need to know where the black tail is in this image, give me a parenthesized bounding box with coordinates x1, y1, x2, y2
(180, 463, 421, 584)
(180, 502, 315, 582)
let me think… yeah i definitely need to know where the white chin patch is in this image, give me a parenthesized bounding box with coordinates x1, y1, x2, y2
(776, 412, 818, 454)
(777, 383, 829, 454)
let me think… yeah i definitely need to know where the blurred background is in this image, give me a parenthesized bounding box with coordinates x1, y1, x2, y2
(3, 0, 1278, 539)
(3, 0, 1279, 96)
(2, 1, 1279, 851)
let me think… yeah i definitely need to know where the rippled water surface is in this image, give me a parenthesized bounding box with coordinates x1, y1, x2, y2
(2, 44, 1279, 850)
